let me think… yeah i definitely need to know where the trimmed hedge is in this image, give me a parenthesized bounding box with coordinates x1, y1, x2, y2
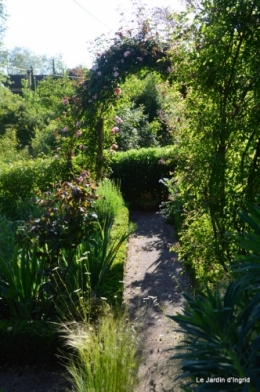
(109, 146, 177, 207)
(0, 157, 72, 219)
(0, 157, 71, 199)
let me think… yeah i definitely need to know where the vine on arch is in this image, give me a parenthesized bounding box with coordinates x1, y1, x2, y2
(74, 16, 173, 179)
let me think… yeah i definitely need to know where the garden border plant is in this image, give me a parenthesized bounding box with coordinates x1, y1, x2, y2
(0, 178, 133, 366)
(168, 202, 260, 391)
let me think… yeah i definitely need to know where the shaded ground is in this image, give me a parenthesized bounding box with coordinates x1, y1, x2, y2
(0, 366, 72, 392)
(124, 210, 189, 392)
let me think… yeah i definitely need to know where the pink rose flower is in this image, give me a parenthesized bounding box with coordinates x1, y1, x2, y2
(137, 57, 143, 61)
(112, 144, 118, 149)
(75, 130, 82, 137)
(97, 71, 102, 76)
(114, 87, 122, 95)
(115, 116, 123, 123)
(114, 71, 119, 77)
(124, 51, 131, 57)
(63, 127, 68, 132)
(111, 127, 119, 134)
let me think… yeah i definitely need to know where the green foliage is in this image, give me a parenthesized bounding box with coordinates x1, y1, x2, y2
(109, 146, 177, 207)
(0, 244, 47, 320)
(0, 87, 40, 147)
(113, 104, 160, 150)
(168, 202, 260, 391)
(0, 157, 71, 219)
(95, 178, 125, 224)
(169, 283, 260, 391)
(113, 73, 176, 150)
(62, 313, 139, 392)
(58, 218, 135, 308)
(25, 172, 99, 264)
(0, 215, 15, 263)
(98, 205, 130, 304)
(0, 129, 30, 163)
(165, 0, 260, 283)
(0, 170, 132, 321)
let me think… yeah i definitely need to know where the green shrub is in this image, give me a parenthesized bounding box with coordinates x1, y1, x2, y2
(0, 157, 72, 219)
(168, 202, 260, 391)
(109, 146, 177, 207)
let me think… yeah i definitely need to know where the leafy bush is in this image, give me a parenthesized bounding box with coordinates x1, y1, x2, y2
(0, 157, 72, 219)
(0, 215, 15, 263)
(109, 146, 177, 207)
(114, 105, 159, 151)
(168, 202, 260, 391)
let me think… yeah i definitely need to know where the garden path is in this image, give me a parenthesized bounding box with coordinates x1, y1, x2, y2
(124, 210, 189, 392)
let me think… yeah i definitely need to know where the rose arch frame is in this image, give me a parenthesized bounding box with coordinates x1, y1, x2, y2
(77, 29, 173, 179)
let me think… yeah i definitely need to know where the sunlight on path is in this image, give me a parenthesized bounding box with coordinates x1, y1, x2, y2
(124, 211, 189, 392)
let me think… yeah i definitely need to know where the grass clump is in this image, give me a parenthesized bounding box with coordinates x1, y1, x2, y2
(95, 178, 125, 224)
(61, 313, 139, 392)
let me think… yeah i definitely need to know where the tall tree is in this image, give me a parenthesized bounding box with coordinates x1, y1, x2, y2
(4, 46, 66, 75)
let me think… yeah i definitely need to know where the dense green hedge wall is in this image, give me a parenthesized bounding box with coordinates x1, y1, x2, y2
(109, 146, 177, 207)
(0, 157, 72, 218)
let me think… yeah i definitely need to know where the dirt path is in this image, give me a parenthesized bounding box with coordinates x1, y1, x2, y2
(124, 211, 189, 392)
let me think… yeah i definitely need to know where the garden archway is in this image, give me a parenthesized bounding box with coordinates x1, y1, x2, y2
(78, 28, 173, 179)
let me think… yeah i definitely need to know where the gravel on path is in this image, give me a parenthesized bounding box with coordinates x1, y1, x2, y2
(124, 211, 189, 392)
